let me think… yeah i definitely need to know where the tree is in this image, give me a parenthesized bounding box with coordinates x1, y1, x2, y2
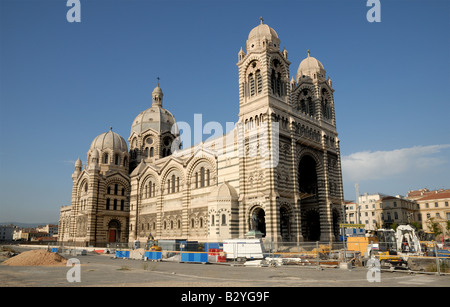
(427, 217, 442, 237)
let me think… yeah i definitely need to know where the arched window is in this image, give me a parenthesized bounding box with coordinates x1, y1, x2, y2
(249, 73, 255, 96)
(200, 218, 203, 228)
(200, 167, 205, 187)
(114, 154, 119, 165)
(113, 199, 117, 210)
(150, 147, 154, 157)
(256, 70, 262, 94)
(221, 214, 227, 225)
(103, 153, 109, 164)
(120, 200, 124, 211)
(206, 169, 210, 186)
(123, 157, 128, 167)
(114, 184, 118, 195)
(177, 177, 180, 192)
(171, 175, 176, 194)
(121, 188, 125, 196)
(211, 214, 215, 226)
(195, 172, 198, 189)
(107, 186, 111, 194)
(191, 219, 195, 228)
(152, 183, 155, 197)
(144, 147, 149, 157)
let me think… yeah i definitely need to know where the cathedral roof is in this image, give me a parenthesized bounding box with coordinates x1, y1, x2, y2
(246, 17, 280, 51)
(131, 105, 176, 135)
(130, 83, 177, 136)
(210, 181, 238, 200)
(296, 50, 326, 81)
(90, 128, 128, 153)
(248, 21, 279, 41)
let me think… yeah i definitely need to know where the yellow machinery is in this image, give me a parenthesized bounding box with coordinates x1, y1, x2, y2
(347, 236, 378, 257)
(146, 240, 162, 251)
(364, 229, 408, 269)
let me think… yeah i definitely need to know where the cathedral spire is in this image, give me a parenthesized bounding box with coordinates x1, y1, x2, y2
(152, 78, 163, 107)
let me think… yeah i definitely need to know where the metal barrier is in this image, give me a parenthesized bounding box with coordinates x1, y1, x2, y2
(20, 239, 449, 274)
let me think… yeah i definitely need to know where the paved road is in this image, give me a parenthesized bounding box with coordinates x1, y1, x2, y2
(1, 249, 448, 288)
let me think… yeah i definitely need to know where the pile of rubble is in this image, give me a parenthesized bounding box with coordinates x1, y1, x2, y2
(1, 249, 67, 266)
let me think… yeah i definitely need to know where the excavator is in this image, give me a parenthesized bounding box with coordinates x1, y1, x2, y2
(145, 234, 162, 252)
(364, 225, 422, 270)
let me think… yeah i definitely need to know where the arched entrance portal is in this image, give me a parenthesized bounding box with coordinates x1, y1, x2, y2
(302, 209, 320, 241)
(108, 219, 121, 243)
(249, 207, 266, 237)
(332, 208, 341, 241)
(298, 155, 318, 197)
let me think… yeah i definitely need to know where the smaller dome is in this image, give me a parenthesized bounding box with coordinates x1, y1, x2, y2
(210, 182, 238, 200)
(248, 23, 279, 41)
(75, 157, 82, 167)
(90, 128, 128, 153)
(296, 50, 326, 81)
(246, 18, 280, 51)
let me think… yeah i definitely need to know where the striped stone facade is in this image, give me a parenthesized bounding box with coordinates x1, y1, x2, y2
(58, 21, 344, 246)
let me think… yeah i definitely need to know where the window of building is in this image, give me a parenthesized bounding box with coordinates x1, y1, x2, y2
(120, 200, 124, 211)
(103, 153, 109, 164)
(221, 214, 226, 226)
(106, 198, 110, 210)
(435, 202, 439, 208)
(113, 199, 117, 210)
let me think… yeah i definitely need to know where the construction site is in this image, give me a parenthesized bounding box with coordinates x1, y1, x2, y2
(1, 224, 449, 288)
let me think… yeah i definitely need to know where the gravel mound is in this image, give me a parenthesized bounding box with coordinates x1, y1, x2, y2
(1, 249, 67, 266)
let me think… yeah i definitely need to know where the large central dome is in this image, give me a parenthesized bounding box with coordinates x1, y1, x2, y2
(131, 105, 176, 135)
(130, 83, 177, 135)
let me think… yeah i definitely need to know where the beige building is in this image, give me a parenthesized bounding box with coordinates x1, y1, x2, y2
(59, 20, 345, 246)
(344, 193, 420, 231)
(411, 189, 450, 234)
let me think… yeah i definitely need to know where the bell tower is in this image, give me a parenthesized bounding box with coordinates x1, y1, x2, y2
(237, 17, 291, 115)
(235, 18, 292, 242)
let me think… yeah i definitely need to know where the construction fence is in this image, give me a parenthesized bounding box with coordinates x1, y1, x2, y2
(36, 239, 450, 274)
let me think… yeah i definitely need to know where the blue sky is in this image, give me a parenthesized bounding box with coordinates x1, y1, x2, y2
(1, 0, 449, 223)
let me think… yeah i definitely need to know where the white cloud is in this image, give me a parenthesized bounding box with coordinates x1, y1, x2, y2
(342, 144, 450, 182)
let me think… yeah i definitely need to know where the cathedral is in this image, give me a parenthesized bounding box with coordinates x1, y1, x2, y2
(58, 19, 344, 246)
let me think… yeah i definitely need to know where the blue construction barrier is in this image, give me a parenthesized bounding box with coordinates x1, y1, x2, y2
(144, 251, 162, 261)
(181, 252, 208, 263)
(115, 250, 130, 258)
